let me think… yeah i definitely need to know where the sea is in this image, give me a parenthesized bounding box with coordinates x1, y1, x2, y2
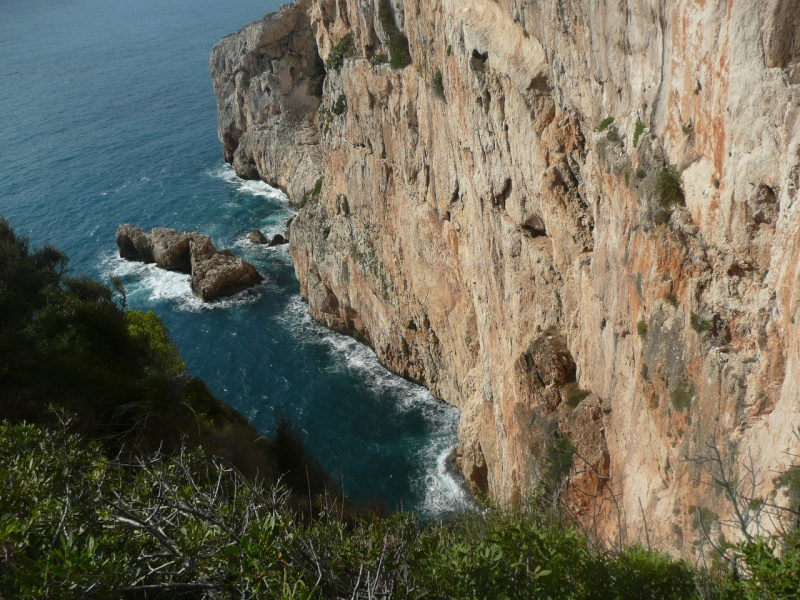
(0, 0, 465, 517)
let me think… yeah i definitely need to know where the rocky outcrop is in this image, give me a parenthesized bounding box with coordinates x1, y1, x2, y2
(210, 1, 325, 203)
(268, 233, 288, 247)
(212, 0, 800, 556)
(116, 225, 263, 301)
(249, 229, 268, 244)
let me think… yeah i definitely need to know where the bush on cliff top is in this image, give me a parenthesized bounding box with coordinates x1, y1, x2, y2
(0, 420, 706, 599)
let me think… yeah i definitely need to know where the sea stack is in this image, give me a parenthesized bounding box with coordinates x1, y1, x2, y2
(116, 224, 263, 301)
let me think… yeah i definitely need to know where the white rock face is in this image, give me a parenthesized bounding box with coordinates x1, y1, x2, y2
(212, 0, 800, 555)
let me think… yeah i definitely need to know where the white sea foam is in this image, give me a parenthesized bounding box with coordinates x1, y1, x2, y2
(210, 163, 289, 202)
(279, 295, 469, 517)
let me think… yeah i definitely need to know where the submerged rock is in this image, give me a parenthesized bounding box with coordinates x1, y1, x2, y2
(115, 225, 263, 301)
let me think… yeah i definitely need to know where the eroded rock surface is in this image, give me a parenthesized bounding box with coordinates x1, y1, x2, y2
(212, 0, 800, 555)
(116, 225, 263, 301)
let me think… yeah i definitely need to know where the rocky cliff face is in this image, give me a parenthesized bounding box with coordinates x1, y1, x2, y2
(212, 0, 800, 554)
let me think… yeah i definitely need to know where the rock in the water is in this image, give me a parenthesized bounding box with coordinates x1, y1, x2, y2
(190, 236, 263, 301)
(116, 224, 154, 263)
(248, 229, 268, 244)
(116, 225, 263, 302)
(267, 233, 288, 247)
(151, 227, 192, 272)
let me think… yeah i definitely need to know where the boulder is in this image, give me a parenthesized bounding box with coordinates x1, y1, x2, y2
(248, 229, 268, 244)
(267, 233, 288, 247)
(116, 224, 154, 263)
(150, 227, 192, 272)
(190, 236, 263, 301)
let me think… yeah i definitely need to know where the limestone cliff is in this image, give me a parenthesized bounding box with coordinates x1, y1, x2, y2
(212, 0, 800, 554)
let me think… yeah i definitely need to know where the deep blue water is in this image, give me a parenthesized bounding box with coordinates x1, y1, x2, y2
(0, 0, 463, 516)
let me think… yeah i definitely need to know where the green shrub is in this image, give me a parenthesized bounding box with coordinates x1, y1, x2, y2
(545, 435, 576, 485)
(637, 319, 649, 338)
(370, 52, 388, 66)
(657, 165, 685, 207)
(312, 176, 324, 197)
(665, 292, 679, 308)
(331, 93, 346, 115)
(641, 363, 649, 381)
(0, 420, 785, 599)
(126, 310, 186, 377)
(597, 116, 615, 132)
(736, 531, 800, 599)
(378, 0, 397, 34)
(690, 311, 712, 333)
(388, 32, 412, 68)
(633, 120, 645, 147)
(670, 381, 694, 411)
(431, 68, 444, 98)
(779, 465, 800, 506)
(325, 32, 354, 71)
(611, 545, 697, 600)
(624, 171, 631, 186)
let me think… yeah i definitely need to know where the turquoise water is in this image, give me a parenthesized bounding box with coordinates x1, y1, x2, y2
(0, 0, 463, 516)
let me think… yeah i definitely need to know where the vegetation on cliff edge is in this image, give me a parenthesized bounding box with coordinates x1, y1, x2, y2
(1, 218, 799, 598)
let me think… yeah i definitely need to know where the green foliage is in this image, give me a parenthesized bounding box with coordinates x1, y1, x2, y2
(0, 422, 308, 598)
(5, 419, 797, 599)
(625, 170, 631, 186)
(613, 545, 697, 600)
(369, 52, 388, 66)
(331, 93, 346, 116)
(657, 165, 685, 207)
(0, 218, 175, 430)
(633, 120, 646, 147)
(671, 380, 695, 411)
(690, 505, 719, 533)
(638, 318, 649, 338)
(325, 32, 354, 71)
(735, 531, 800, 599)
(388, 32, 412, 68)
(378, 0, 411, 68)
(636, 166, 647, 179)
(641, 363, 650, 381)
(378, 0, 397, 33)
(312, 176, 324, 197)
(126, 310, 186, 377)
(597, 116, 615, 132)
(690, 311, 713, 333)
(545, 435, 576, 485)
(666, 292, 680, 308)
(779, 465, 800, 507)
(431, 68, 444, 98)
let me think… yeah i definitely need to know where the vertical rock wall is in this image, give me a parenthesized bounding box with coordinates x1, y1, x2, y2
(212, 0, 800, 554)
